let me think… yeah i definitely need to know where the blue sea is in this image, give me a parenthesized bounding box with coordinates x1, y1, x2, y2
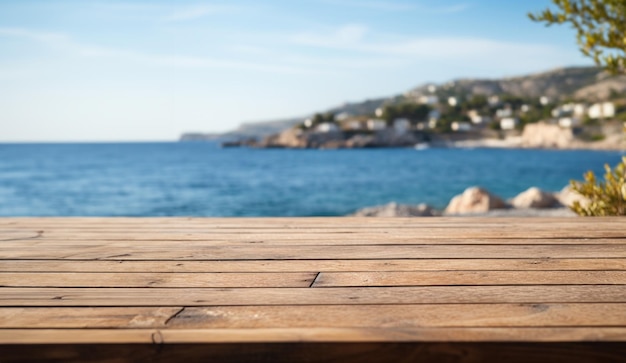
(0, 142, 623, 216)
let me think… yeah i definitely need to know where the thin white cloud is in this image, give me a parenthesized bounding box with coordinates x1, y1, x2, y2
(0, 27, 69, 44)
(0, 27, 330, 75)
(80, 46, 326, 74)
(292, 24, 369, 47)
(321, 0, 470, 13)
(287, 24, 578, 72)
(321, 0, 416, 11)
(163, 5, 220, 22)
(162, 4, 246, 22)
(433, 3, 471, 13)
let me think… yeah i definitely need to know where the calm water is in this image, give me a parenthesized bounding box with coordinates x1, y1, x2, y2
(0, 142, 623, 216)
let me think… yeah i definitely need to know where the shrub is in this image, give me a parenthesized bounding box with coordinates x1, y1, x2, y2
(570, 156, 626, 216)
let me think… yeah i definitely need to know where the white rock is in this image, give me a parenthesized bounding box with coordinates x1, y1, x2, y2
(511, 187, 559, 209)
(445, 187, 507, 214)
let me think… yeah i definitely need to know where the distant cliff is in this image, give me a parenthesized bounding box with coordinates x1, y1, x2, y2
(181, 65, 626, 141)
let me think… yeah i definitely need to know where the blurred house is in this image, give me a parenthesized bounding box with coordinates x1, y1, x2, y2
(588, 102, 615, 119)
(451, 121, 472, 132)
(468, 110, 490, 125)
(316, 122, 339, 133)
(496, 108, 512, 118)
(419, 95, 439, 105)
(335, 112, 352, 121)
(488, 95, 500, 107)
(344, 120, 363, 130)
(558, 117, 581, 128)
(500, 117, 519, 130)
(367, 119, 387, 130)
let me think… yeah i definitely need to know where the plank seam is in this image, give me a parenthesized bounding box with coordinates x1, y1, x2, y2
(309, 272, 321, 288)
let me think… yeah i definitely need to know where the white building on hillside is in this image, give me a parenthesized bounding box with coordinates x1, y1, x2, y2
(345, 120, 363, 130)
(496, 108, 513, 118)
(367, 119, 387, 130)
(316, 122, 339, 133)
(588, 102, 615, 119)
(448, 97, 458, 107)
(488, 95, 500, 107)
(451, 122, 472, 132)
(335, 112, 352, 121)
(500, 117, 519, 130)
(467, 110, 490, 125)
(558, 117, 581, 128)
(419, 95, 439, 105)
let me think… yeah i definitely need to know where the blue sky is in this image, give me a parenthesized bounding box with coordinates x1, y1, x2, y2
(0, 0, 592, 141)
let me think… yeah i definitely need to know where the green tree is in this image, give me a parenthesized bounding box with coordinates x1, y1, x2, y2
(529, 0, 626, 74)
(381, 103, 431, 125)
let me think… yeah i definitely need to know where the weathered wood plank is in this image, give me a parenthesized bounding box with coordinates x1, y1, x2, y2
(0, 272, 317, 288)
(2, 216, 626, 358)
(141, 303, 626, 329)
(3, 259, 626, 273)
(2, 304, 625, 329)
(313, 271, 626, 287)
(0, 303, 615, 329)
(4, 244, 626, 260)
(3, 229, 625, 240)
(0, 307, 181, 328)
(2, 216, 618, 227)
(1, 328, 626, 344)
(0, 258, 624, 272)
(2, 286, 626, 306)
(5, 236, 626, 245)
(2, 271, 623, 288)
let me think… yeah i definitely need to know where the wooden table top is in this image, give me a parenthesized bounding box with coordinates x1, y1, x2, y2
(1, 217, 625, 362)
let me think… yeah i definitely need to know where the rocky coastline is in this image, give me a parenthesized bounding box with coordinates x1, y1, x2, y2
(222, 121, 625, 151)
(350, 185, 587, 217)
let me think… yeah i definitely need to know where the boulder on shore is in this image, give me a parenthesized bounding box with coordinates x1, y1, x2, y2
(352, 202, 439, 217)
(445, 187, 507, 214)
(511, 187, 559, 209)
(556, 185, 590, 208)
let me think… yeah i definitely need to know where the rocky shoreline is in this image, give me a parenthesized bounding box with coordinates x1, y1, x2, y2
(350, 185, 586, 217)
(223, 121, 625, 151)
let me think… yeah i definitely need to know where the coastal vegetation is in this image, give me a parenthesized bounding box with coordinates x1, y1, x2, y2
(530, 0, 626, 74)
(531, 0, 626, 216)
(570, 157, 626, 216)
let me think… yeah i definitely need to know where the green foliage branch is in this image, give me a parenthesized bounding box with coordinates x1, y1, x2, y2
(529, 0, 626, 74)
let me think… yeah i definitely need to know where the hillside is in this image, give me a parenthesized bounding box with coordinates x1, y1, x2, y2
(181, 65, 626, 141)
(406, 66, 604, 101)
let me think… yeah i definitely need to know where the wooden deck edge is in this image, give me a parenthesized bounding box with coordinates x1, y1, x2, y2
(2, 327, 626, 344)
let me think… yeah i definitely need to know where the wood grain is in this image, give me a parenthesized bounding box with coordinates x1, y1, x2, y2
(4, 244, 626, 260)
(3, 259, 626, 272)
(2, 217, 626, 362)
(2, 286, 626, 306)
(0, 272, 317, 288)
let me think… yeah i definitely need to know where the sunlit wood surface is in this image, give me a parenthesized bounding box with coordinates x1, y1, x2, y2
(1, 217, 625, 362)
